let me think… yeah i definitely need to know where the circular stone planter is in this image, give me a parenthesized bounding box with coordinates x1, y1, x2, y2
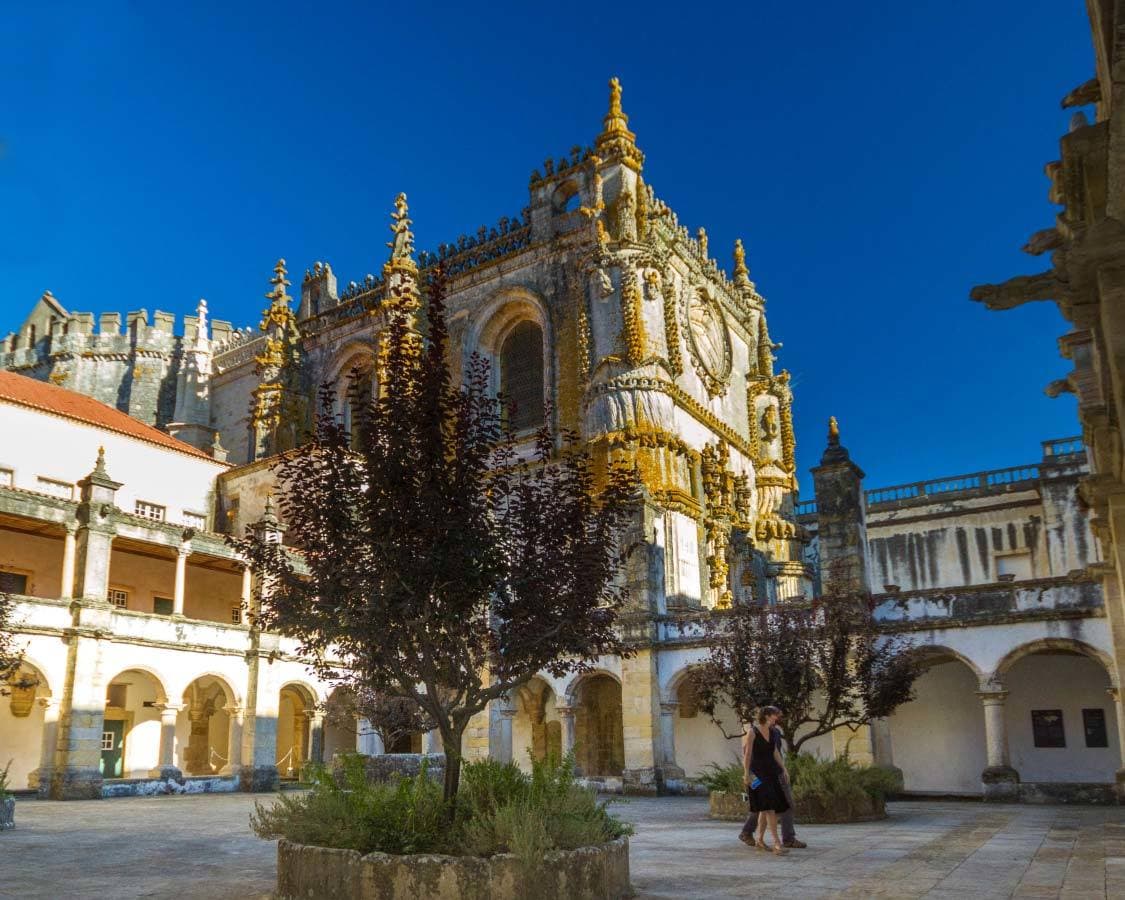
(0, 797, 14, 831)
(276, 835, 631, 900)
(708, 790, 886, 824)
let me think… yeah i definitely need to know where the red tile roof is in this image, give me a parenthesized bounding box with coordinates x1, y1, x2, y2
(0, 370, 225, 463)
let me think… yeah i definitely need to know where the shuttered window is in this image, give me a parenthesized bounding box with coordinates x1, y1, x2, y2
(500, 321, 544, 431)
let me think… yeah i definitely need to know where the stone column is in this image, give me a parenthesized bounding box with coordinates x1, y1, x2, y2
(33, 697, 62, 792)
(621, 648, 661, 793)
(60, 523, 77, 600)
(224, 706, 244, 776)
(238, 506, 285, 793)
(496, 707, 516, 764)
(658, 702, 685, 787)
(292, 712, 308, 773)
(47, 602, 113, 800)
(1108, 687, 1125, 801)
(172, 544, 190, 616)
(149, 703, 184, 779)
(240, 565, 252, 624)
(358, 720, 384, 756)
(72, 448, 121, 602)
(557, 706, 577, 759)
(309, 711, 326, 764)
(978, 688, 1020, 801)
(423, 729, 443, 755)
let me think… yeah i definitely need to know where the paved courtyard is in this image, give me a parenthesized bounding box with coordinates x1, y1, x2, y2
(0, 793, 1123, 899)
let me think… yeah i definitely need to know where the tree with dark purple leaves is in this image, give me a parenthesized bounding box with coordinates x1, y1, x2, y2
(693, 571, 923, 754)
(231, 271, 637, 805)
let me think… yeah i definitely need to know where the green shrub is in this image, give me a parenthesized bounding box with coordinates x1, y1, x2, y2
(695, 762, 744, 795)
(251, 752, 629, 865)
(0, 760, 11, 801)
(696, 752, 899, 815)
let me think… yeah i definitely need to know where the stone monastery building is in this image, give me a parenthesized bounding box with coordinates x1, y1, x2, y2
(1, 81, 1122, 803)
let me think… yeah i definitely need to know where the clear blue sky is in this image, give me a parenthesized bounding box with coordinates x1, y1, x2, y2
(0, 1, 1091, 491)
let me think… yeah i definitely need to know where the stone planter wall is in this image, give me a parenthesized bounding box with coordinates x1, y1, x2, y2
(1, 797, 14, 831)
(331, 753, 446, 788)
(276, 836, 630, 900)
(708, 790, 887, 824)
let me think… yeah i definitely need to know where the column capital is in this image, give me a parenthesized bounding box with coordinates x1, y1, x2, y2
(64, 520, 80, 536)
(177, 543, 193, 558)
(498, 706, 517, 720)
(659, 701, 680, 715)
(976, 689, 1009, 704)
(555, 705, 577, 718)
(1108, 686, 1121, 703)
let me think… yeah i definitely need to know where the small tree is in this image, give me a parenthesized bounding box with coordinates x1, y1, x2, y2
(693, 574, 922, 754)
(233, 271, 637, 805)
(0, 591, 26, 694)
(323, 685, 433, 753)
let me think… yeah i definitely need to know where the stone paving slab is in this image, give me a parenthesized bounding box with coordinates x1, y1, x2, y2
(0, 794, 1121, 898)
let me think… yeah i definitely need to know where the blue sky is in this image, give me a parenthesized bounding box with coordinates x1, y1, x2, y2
(0, 1, 1091, 490)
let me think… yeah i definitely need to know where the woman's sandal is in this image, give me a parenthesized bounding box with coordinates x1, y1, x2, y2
(771, 844, 789, 856)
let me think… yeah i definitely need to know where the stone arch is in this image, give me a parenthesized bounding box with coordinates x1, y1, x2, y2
(328, 341, 378, 440)
(278, 681, 318, 777)
(887, 648, 986, 794)
(512, 676, 561, 769)
(568, 671, 624, 776)
(551, 179, 581, 214)
(995, 638, 1119, 784)
(466, 288, 553, 422)
(1, 658, 54, 790)
(912, 644, 986, 680)
(563, 668, 621, 707)
(993, 637, 1116, 685)
(179, 673, 237, 775)
(103, 668, 169, 778)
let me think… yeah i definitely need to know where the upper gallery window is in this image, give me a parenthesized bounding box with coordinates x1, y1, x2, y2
(499, 321, 544, 432)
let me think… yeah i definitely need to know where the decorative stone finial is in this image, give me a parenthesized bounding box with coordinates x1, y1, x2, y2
(697, 227, 708, 260)
(263, 493, 277, 523)
(387, 193, 415, 262)
(95, 446, 107, 475)
(195, 298, 210, 344)
(733, 239, 750, 287)
(595, 77, 644, 171)
(828, 416, 840, 443)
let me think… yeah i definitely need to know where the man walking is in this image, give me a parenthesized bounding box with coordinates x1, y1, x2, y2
(739, 707, 807, 849)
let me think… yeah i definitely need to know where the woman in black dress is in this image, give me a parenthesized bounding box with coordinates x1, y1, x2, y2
(746, 705, 790, 855)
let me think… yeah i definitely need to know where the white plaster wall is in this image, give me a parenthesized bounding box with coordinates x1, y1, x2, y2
(0, 402, 226, 523)
(674, 701, 742, 778)
(1005, 653, 1119, 783)
(888, 661, 987, 794)
(0, 663, 50, 789)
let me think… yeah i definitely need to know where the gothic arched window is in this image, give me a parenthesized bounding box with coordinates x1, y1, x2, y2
(500, 320, 544, 431)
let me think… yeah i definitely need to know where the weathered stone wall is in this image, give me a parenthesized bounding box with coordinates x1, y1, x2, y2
(275, 836, 631, 900)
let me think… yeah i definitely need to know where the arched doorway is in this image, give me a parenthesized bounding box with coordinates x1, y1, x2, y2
(888, 652, 986, 794)
(574, 674, 624, 776)
(278, 684, 315, 778)
(668, 670, 742, 778)
(512, 677, 561, 771)
(178, 675, 235, 775)
(1, 661, 51, 789)
(1001, 646, 1118, 784)
(103, 669, 167, 779)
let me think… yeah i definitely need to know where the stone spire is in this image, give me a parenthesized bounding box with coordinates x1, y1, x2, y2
(811, 415, 870, 592)
(595, 77, 644, 172)
(821, 414, 852, 465)
(733, 239, 751, 288)
(382, 193, 420, 308)
(250, 259, 306, 460)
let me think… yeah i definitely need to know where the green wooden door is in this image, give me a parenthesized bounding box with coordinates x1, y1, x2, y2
(100, 720, 125, 777)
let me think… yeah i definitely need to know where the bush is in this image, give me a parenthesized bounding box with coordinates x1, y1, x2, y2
(251, 752, 630, 866)
(697, 752, 898, 816)
(0, 760, 11, 801)
(695, 762, 744, 795)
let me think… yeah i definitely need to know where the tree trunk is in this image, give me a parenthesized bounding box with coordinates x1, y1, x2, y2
(441, 726, 466, 807)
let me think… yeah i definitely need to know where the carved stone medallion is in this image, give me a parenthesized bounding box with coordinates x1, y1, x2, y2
(686, 288, 732, 396)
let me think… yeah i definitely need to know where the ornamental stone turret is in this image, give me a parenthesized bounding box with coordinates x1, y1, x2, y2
(249, 260, 306, 461)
